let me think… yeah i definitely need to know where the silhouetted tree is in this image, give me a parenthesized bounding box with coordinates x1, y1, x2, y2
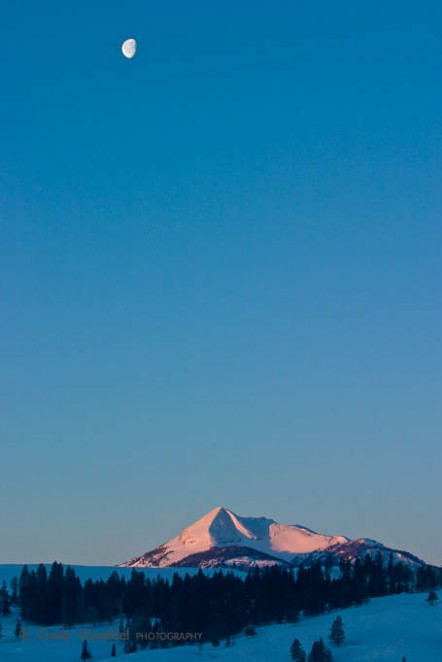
(329, 615, 345, 647)
(417, 565, 438, 591)
(290, 637, 306, 661)
(426, 591, 438, 606)
(10, 577, 18, 604)
(80, 639, 92, 660)
(0, 581, 11, 615)
(14, 619, 23, 638)
(308, 638, 333, 662)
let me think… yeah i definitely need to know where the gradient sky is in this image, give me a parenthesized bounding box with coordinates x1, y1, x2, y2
(1, 1, 441, 566)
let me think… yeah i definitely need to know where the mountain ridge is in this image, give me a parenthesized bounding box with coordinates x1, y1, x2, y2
(120, 506, 427, 570)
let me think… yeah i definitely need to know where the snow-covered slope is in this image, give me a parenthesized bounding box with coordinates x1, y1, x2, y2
(119, 592, 442, 662)
(0, 592, 440, 661)
(121, 506, 350, 568)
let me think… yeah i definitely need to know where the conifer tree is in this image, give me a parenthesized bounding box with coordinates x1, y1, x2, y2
(80, 639, 92, 660)
(290, 637, 306, 661)
(426, 591, 438, 606)
(10, 577, 18, 604)
(0, 581, 11, 615)
(308, 637, 333, 662)
(14, 619, 22, 638)
(111, 642, 117, 657)
(329, 615, 345, 647)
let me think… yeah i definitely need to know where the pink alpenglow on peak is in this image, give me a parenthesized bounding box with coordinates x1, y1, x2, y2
(120, 506, 426, 570)
(120, 506, 353, 568)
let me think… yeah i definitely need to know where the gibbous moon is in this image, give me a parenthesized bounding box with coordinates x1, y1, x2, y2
(122, 38, 137, 59)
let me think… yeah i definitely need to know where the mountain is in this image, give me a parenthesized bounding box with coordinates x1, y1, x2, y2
(120, 506, 426, 570)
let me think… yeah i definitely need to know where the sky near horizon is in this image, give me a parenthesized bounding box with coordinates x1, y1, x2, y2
(1, 1, 441, 566)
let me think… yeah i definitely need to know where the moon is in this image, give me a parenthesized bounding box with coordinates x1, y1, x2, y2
(121, 38, 137, 59)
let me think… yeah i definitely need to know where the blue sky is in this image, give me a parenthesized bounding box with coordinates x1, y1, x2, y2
(1, 0, 441, 566)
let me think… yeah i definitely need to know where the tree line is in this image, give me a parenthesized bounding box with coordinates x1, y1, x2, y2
(3, 554, 440, 650)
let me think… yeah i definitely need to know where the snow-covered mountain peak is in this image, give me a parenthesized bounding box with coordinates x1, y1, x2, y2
(177, 506, 250, 547)
(121, 507, 353, 568)
(176, 506, 271, 550)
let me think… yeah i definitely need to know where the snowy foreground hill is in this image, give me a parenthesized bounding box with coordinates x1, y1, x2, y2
(121, 506, 425, 569)
(0, 591, 441, 661)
